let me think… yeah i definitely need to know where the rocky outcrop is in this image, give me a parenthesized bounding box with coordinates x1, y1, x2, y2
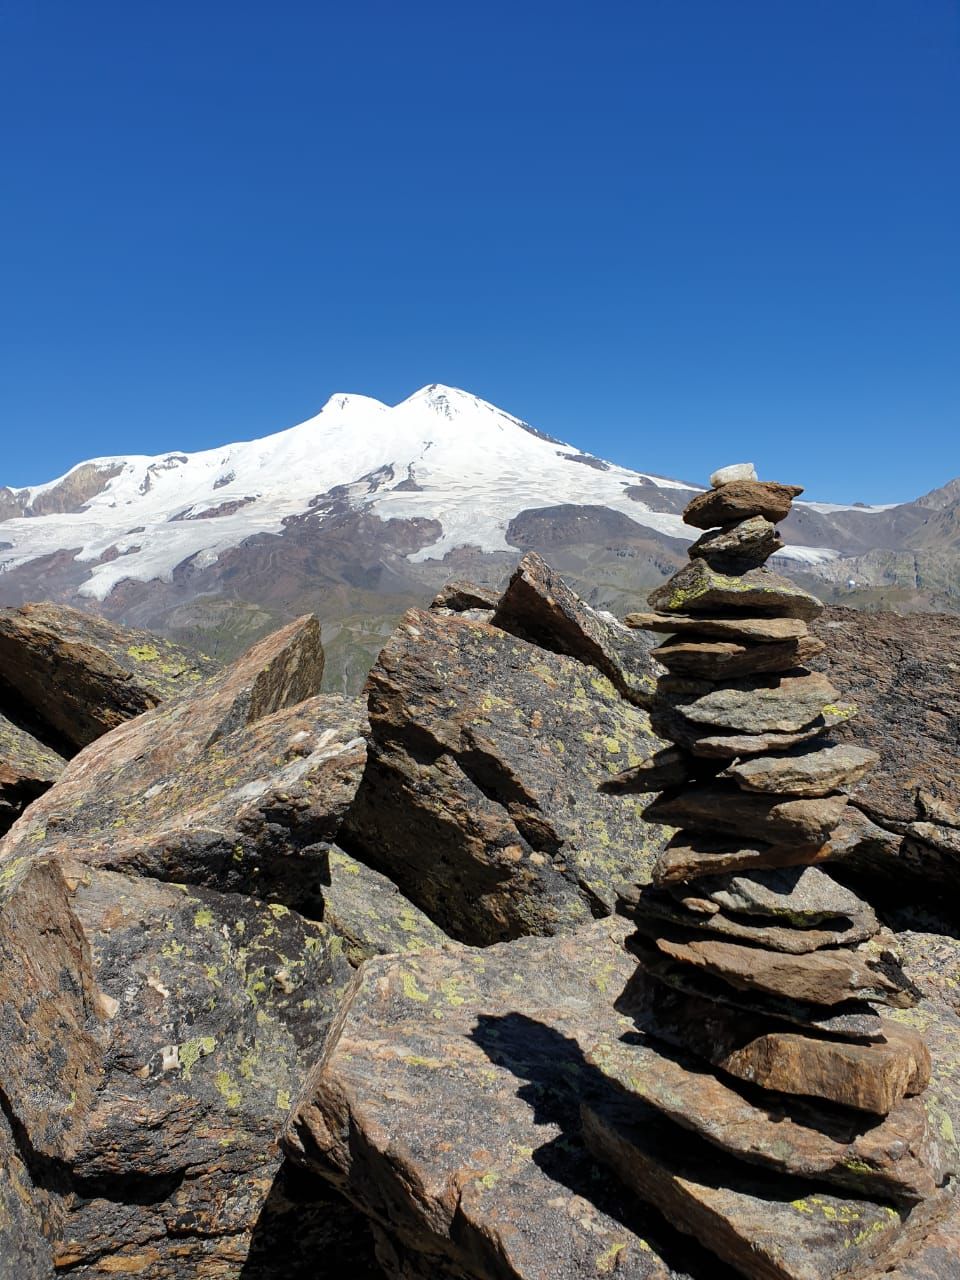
(342, 605, 669, 944)
(811, 607, 960, 892)
(0, 616, 354, 908)
(0, 600, 217, 753)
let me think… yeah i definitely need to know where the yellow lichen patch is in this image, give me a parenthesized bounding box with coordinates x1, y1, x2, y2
(179, 1035, 216, 1079)
(596, 1240, 629, 1273)
(193, 907, 215, 928)
(214, 1070, 242, 1109)
(126, 644, 161, 663)
(401, 970, 430, 1003)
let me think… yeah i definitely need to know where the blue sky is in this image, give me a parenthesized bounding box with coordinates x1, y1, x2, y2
(1, 0, 957, 501)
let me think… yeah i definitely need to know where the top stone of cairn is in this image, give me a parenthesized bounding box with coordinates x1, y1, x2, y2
(709, 462, 757, 488)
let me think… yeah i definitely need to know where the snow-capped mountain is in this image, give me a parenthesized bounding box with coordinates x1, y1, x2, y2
(1, 385, 956, 686)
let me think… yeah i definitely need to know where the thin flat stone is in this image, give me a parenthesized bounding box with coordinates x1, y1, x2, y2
(653, 832, 838, 884)
(626, 612, 810, 643)
(668, 671, 843, 734)
(683, 480, 804, 530)
(582, 1098, 913, 1280)
(647, 561, 823, 620)
(627, 933, 885, 1038)
(688, 515, 784, 569)
(644, 783, 848, 845)
(630, 887, 877, 954)
(682, 865, 870, 924)
(586, 1025, 943, 1201)
(666, 704, 859, 759)
(646, 926, 914, 1008)
(651, 634, 826, 679)
(723, 744, 880, 797)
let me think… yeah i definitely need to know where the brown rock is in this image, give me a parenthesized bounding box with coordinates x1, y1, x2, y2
(651, 633, 825, 679)
(668, 670, 843, 734)
(649, 927, 914, 1007)
(587, 1022, 943, 1201)
(629, 931, 886, 1037)
(644, 782, 849, 845)
(342, 607, 669, 945)
(657, 702, 858, 758)
(653, 831, 838, 883)
(0, 600, 217, 752)
(284, 921, 681, 1280)
(683, 479, 804, 529)
(491, 551, 657, 706)
(647, 560, 823, 619)
(630, 885, 877, 954)
(624, 974, 936, 1120)
(429, 579, 500, 612)
(582, 1098, 920, 1280)
(681, 864, 870, 923)
(723, 743, 879, 797)
(1, 622, 363, 910)
(721, 1024, 931, 1115)
(0, 710, 65, 836)
(688, 514, 784, 568)
(627, 611, 810, 643)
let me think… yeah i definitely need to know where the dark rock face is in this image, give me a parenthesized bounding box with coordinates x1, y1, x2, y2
(0, 709, 65, 835)
(342, 606, 670, 944)
(812, 607, 960, 892)
(0, 600, 217, 752)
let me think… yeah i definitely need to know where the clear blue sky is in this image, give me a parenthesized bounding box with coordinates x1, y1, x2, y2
(1, 1, 957, 502)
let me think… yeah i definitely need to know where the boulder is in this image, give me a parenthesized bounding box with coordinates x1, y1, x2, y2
(0, 709, 65, 835)
(429, 579, 500, 613)
(1, 619, 360, 910)
(342, 607, 670, 944)
(491, 551, 658, 705)
(0, 600, 217, 752)
(0, 851, 377, 1277)
(284, 920, 698, 1280)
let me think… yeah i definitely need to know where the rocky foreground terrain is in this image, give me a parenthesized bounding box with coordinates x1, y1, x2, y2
(0, 552, 959, 1279)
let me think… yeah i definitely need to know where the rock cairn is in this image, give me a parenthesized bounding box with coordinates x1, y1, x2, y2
(583, 466, 947, 1280)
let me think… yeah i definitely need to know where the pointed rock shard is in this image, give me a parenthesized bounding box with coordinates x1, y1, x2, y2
(0, 712, 66, 836)
(429, 579, 500, 614)
(647, 560, 823, 620)
(644, 783, 849, 845)
(723, 744, 880, 797)
(491, 551, 657, 706)
(683, 479, 804, 529)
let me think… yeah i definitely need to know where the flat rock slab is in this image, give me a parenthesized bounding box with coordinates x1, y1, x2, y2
(668, 671, 843, 734)
(0, 600, 218, 752)
(724, 744, 879, 797)
(582, 1096, 936, 1280)
(631, 886, 877, 954)
(682, 479, 804, 529)
(586, 1027, 943, 1203)
(653, 832, 839, 883)
(651, 634, 825, 680)
(645, 783, 849, 845)
(623, 974, 937, 1124)
(285, 921, 699, 1280)
(491, 551, 657, 706)
(628, 934, 886, 1038)
(647, 561, 823, 620)
(681, 865, 870, 924)
(650, 701, 858, 759)
(343, 607, 670, 945)
(627, 612, 811, 643)
(645, 925, 912, 1007)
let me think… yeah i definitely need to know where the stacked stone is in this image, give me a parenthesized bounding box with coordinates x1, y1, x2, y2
(582, 465, 947, 1280)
